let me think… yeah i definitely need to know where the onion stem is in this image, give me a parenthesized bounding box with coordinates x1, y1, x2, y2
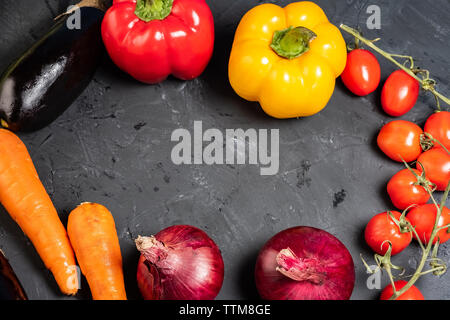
(340, 24, 450, 110)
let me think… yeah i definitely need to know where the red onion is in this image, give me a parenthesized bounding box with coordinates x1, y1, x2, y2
(255, 226, 355, 300)
(135, 225, 224, 300)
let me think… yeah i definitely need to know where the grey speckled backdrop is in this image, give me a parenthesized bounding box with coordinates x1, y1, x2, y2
(0, 0, 449, 300)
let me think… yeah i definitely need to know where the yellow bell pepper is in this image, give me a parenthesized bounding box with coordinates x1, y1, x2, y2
(228, 1, 347, 118)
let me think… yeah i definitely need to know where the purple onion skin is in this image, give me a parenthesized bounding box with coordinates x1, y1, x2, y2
(255, 226, 355, 300)
(137, 225, 224, 300)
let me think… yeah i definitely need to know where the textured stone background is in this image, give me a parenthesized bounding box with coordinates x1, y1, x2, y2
(0, 0, 449, 300)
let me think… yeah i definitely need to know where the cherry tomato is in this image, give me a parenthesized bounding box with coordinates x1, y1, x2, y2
(407, 204, 450, 244)
(377, 120, 423, 162)
(341, 49, 381, 96)
(380, 280, 424, 300)
(365, 211, 412, 256)
(424, 111, 450, 150)
(387, 169, 430, 210)
(417, 148, 450, 191)
(381, 70, 420, 117)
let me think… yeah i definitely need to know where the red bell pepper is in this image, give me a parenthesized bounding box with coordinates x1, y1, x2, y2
(101, 0, 214, 84)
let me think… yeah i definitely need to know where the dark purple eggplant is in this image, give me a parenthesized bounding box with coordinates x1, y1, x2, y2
(0, 250, 27, 300)
(0, 4, 105, 132)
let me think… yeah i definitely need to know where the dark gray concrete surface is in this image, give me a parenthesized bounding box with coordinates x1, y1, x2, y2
(0, 0, 449, 300)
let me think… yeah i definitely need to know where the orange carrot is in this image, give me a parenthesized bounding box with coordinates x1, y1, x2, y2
(67, 202, 127, 300)
(0, 129, 78, 295)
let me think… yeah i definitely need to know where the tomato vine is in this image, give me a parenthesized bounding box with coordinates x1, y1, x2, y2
(341, 24, 450, 300)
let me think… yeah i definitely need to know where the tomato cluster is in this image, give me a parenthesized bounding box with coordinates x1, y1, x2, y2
(365, 112, 450, 300)
(377, 112, 450, 193)
(341, 49, 419, 117)
(342, 48, 450, 300)
(367, 112, 450, 300)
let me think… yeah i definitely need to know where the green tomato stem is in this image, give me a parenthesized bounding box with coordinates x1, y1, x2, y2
(436, 223, 450, 232)
(385, 265, 398, 296)
(410, 225, 425, 251)
(418, 266, 446, 276)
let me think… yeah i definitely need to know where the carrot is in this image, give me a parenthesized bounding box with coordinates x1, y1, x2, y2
(67, 202, 127, 300)
(0, 129, 78, 295)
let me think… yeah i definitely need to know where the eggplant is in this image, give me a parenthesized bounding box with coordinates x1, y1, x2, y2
(0, 250, 27, 300)
(0, 4, 105, 132)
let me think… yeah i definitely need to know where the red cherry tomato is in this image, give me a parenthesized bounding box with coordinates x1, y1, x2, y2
(387, 169, 430, 210)
(407, 204, 450, 245)
(417, 148, 450, 191)
(365, 211, 412, 256)
(377, 120, 423, 162)
(381, 70, 420, 117)
(341, 49, 381, 96)
(380, 280, 424, 300)
(424, 111, 450, 150)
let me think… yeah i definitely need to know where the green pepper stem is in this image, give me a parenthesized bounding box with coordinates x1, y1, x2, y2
(340, 24, 450, 110)
(135, 0, 173, 22)
(270, 26, 317, 59)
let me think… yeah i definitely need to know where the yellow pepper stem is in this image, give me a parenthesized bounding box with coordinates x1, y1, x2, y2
(270, 26, 317, 59)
